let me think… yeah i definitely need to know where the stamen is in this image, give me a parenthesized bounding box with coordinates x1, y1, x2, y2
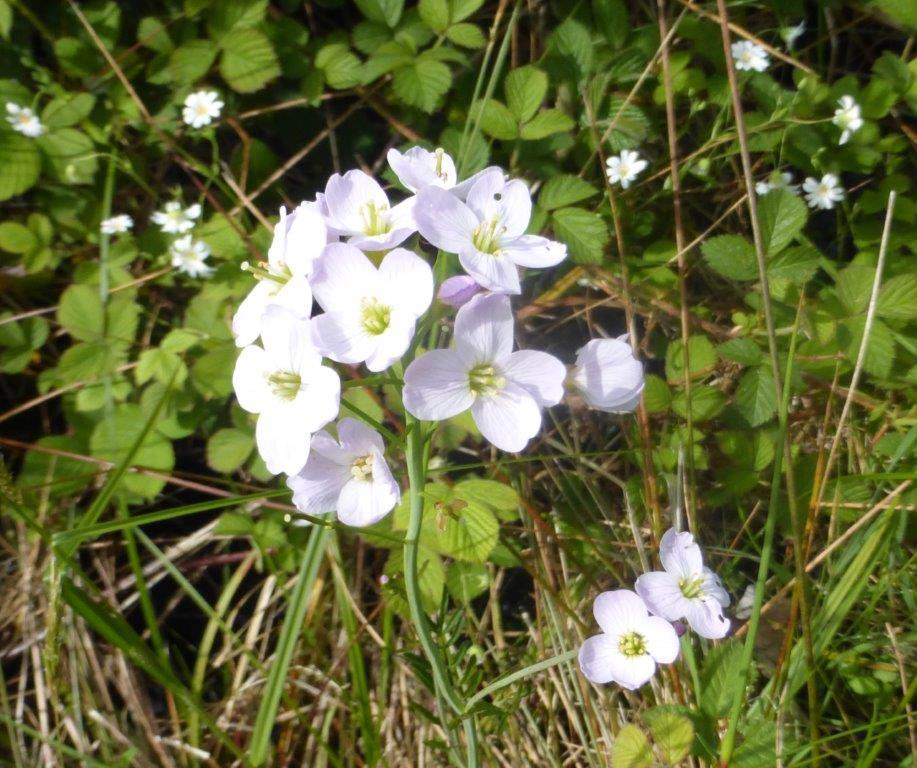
(678, 576, 705, 599)
(241, 261, 288, 285)
(267, 371, 302, 400)
(359, 202, 391, 236)
(360, 298, 392, 335)
(471, 218, 505, 254)
(618, 631, 647, 657)
(351, 453, 374, 480)
(434, 148, 447, 180)
(468, 363, 505, 396)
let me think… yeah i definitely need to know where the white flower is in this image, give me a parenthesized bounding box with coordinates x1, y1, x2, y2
(311, 243, 433, 372)
(287, 418, 400, 527)
(803, 174, 844, 210)
(100, 214, 134, 235)
(578, 590, 680, 690)
(605, 150, 648, 189)
(170, 235, 213, 277)
(5, 103, 44, 137)
(182, 90, 223, 128)
(731, 40, 770, 72)
(734, 583, 756, 620)
(833, 95, 863, 145)
(635, 528, 731, 640)
(780, 21, 805, 49)
(322, 169, 417, 251)
(414, 168, 566, 295)
(572, 338, 644, 412)
(232, 307, 341, 476)
(403, 293, 566, 452)
(755, 171, 798, 196)
(387, 145, 499, 199)
(151, 201, 202, 234)
(232, 203, 327, 348)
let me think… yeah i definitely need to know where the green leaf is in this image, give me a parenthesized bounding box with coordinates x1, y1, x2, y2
(876, 273, 917, 320)
(700, 639, 749, 718)
(137, 17, 173, 54)
(734, 365, 777, 426)
(551, 207, 608, 264)
(214, 510, 254, 536)
(672, 385, 726, 422)
(611, 724, 652, 768)
(768, 244, 820, 284)
(392, 57, 451, 113)
(0, 130, 41, 201)
(355, 0, 404, 26)
(0, 0, 12, 40)
(207, 428, 254, 473)
(841, 316, 895, 379)
(446, 561, 489, 603)
(384, 546, 444, 612)
(476, 98, 518, 140)
(643, 374, 671, 413)
(219, 28, 280, 93)
(505, 66, 548, 123)
(731, 721, 777, 768)
(758, 189, 807, 255)
(57, 285, 139, 345)
(551, 18, 594, 76)
(41, 93, 96, 129)
(36, 128, 98, 185)
(520, 108, 574, 140)
(136, 348, 187, 386)
(644, 708, 694, 764)
(191, 346, 237, 398)
(836, 263, 875, 315)
(207, 0, 267, 38)
(701, 235, 758, 281)
(717, 337, 764, 366)
(168, 40, 219, 84)
(0, 316, 48, 373)
(445, 22, 485, 48)
(418, 0, 449, 32)
(538, 175, 599, 211)
(0, 222, 37, 253)
(454, 478, 519, 521)
(603, 96, 650, 152)
(665, 335, 717, 382)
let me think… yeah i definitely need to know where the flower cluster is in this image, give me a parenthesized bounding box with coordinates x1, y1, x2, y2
(579, 528, 730, 690)
(229, 146, 648, 526)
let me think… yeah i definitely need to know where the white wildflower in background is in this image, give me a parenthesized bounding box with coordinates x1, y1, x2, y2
(781, 21, 805, 49)
(734, 584, 756, 620)
(232, 307, 341, 476)
(578, 590, 680, 689)
(170, 235, 213, 277)
(287, 418, 400, 527)
(803, 174, 844, 210)
(414, 168, 566, 295)
(731, 40, 770, 72)
(152, 201, 202, 234)
(232, 203, 327, 347)
(571, 337, 645, 413)
(322, 169, 417, 251)
(100, 215, 134, 235)
(635, 528, 731, 639)
(832, 95, 863, 145)
(182, 90, 223, 128)
(387, 145, 500, 199)
(310, 243, 433, 372)
(5, 103, 44, 137)
(755, 171, 799, 196)
(403, 293, 566, 452)
(605, 150, 648, 189)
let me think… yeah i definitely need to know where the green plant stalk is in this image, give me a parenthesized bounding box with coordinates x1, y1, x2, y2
(403, 415, 478, 766)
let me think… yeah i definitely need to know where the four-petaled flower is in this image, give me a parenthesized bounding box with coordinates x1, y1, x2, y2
(635, 528, 731, 639)
(731, 40, 770, 72)
(403, 293, 566, 452)
(233, 307, 341, 476)
(287, 418, 400, 527)
(833, 95, 863, 146)
(803, 174, 844, 210)
(5, 103, 44, 137)
(387, 146, 497, 199)
(170, 235, 213, 277)
(152, 201, 202, 234)
(605, 150, 648, 189)
(414, 168, 566, 295)
(572, 338, 645, 413)
(323, 170, 417, 251)
(311, 243, 433, 372)
(182, 90, 223, 128)
(100, 214, 134, 235)
(578, 590, 680, 689)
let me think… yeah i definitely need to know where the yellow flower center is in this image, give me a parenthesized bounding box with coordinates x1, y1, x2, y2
(468, 363, 504, 396)
(360, 297, 391, 336)
(267, 371, 301, 400)
(351, 453, 374, 480)
(618, 632, 647, 657)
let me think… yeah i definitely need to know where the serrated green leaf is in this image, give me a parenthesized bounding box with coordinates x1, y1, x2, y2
(767, 244, 820, 284)
(717, 337, 764, 366)
(505, 66, 547, 123)
(520, 108, 574, 140)
(665, 335, 717, 382)
(450, 0, 484, 22)
(672, 385, 727, 422)
(0, 222, 37, 253)
(876, 273, 917, 320)
(644, 708, 694, 764)
(446, 561, 489, 603)
(445, 22, 485, 48)
(207, 0, 267, 38)
(700, 639, 749, 717)
(392, 57, 451, 112)
(219, 28, 280, 93)
(643, 374, 671, 413)
(551, 206, 608, 264)
(611, 724, 652, 768)
(836, 263, 876, 315)
(0, 130, 41, 201)
(551, 18, 593, 76)
(454, 478, 519, 521)
(735, 365, 777, 426)
(539, 175, 599, 211)
(701, 234, 758, 281)
(355, 0, 404, 27)
(207, 428, 254, 473)
(167, 40, 218, 84)
(41, 93, 96, 129)
(137, 17, 173, 53)
(37, 128, 97, 185)
(758, 189, 807, 255)
(418, 0, 449, 32)
(136, 348, 187, 386)
(841, 315, 895, 379)
(477, 98, 518, 140)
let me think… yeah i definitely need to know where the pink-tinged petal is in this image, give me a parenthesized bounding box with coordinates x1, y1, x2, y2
(403, 350, 474, 421)
(450, 166, 504, 200)
(459, 248, 521, 295)
(644, 616, 680, 664)
(295, 365, 341, 433)
(702, 568, 731, 607)
(378, 248, 433, 318)
(310, 430, 353, 464)
(311, 310, 375, 365)
(260, 306, 321, 373)
(634, 571, 688, 622)
(364, 310, 415, 372)
(311, 242, 377, 313)
(287, 444, 351, 514)
(470, 382, 541, 452)
(593, 589, 650, 636)
(503, 349, 566, 407)
(501, 235, 567, 268)
(660, 528, 704, 579)
(578, 634, 620, 685)
(337, 418, 385, 455)
(232, 345, 270, 413)
(438, 275, 483, 308)
(256, 407, 312, 476)
(324, 170, 388, 233)
(283, 203, 327, 275)
(233, 281, 276, 348)
(454, 293, 514, 365)
(414, 187, 477, 253)
(465, 168, 507, 221)
(495, 179, 532, 238)
(684, 599, 731, 640)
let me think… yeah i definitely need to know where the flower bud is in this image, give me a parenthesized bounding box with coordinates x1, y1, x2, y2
(437, 275, 482, 308)
(571, 338, 644, 413)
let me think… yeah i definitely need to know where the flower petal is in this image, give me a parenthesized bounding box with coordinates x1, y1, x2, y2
(459, 248, 521, 295)
(501, 234, 567, 269)
(233, 281, 276, 348)
(403, 350, 474, 421)
(414, 186, 477, 253)
(364, 309, 415, 372)
(634, 571, 687, 622)
(232, 345, 270, 413)
(593, 589, 650, 636)
(283, 203, 328, 275)
(578, 634, 621, 685)
(287, 440, 351, 515)
(643, 616, 680, 664)
(256, 407, 312, 476)
(503, 349, 566, 407)
(324, 170, 388, 233)
(684, 599, 731, 640)
(311, 242, 377, 313)
(311, 310, 375, 365)
(378, 248, 434, 318)
(470, 382, 541, 452)
(295, 365, 341, 433)
(260, 306, 321, 373)
(337, 465, 399, 527)
(454, 293, 514, 365)
(338, 418, 385, 455)
(660, 528, 704, 579)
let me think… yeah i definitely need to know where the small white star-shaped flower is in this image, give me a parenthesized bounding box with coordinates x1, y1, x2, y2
(605, 149, 648, 190)
(5, 103, 44, 138)
(832, 95, 863, 146)
(100, 214, 134, 235)
(151, 201, 202, 234)
(803, 174, 844, 210)
(170, 235, 213, 277)
(182, 90, 223, 128)
(731, 40, 770, 72)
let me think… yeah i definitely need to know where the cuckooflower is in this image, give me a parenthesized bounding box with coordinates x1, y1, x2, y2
(183, 90, 223, 128)
(833, 95, 863, 145)
(571, 338, 644, 413)
(803, 174, 844, 210)
(731, 40, 770, 72)
(100, 215, 134, 235)
(322, 170, 416, 251)
(233, 307, 341, 476)
(287, 418, 400, 527)
(151, 201, 202, 234)
(755, 171, 798, 197)
(170, 235, 213, 277)
(310, 243, 433, 372)
(403, 293, 566, 452)
(578, 590, 680, 689)
(414, 168, 566, 295)
(437, 275, 483, 309)
(232, 203, 327, 347)
(605, 150, 648, 189)
(635, 528, 731, 639)
(5, 103, 44, 137)
(387, 146, 499, 199)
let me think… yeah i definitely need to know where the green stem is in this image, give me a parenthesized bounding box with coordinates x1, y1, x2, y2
(464, 649, 577, 712)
